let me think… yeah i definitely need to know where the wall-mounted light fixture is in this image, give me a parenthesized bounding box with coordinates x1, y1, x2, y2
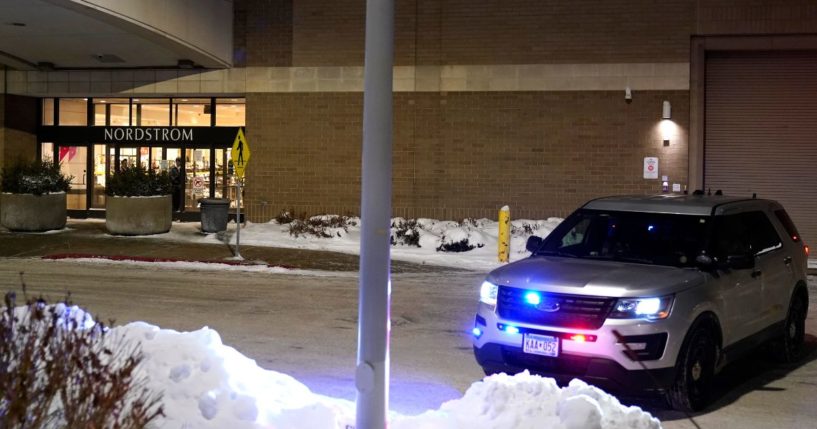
(660, 100, 673, 146)
(662, 100, 671, 120)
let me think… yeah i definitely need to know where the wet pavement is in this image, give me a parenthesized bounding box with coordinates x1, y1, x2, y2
(0, 219, 451, 274)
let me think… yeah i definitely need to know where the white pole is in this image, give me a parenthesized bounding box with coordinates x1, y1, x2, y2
(356, 0, 394, 428)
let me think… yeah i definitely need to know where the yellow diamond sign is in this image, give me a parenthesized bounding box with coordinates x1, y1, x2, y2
(231, 128, 250, 178)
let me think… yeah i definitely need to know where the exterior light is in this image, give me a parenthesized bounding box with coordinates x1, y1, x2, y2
(662, 100, 671, 119)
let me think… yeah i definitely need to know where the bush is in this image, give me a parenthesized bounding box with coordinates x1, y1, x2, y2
(275, 209, 307, 225)
(288, 215, 357, 238)
(106, 166, 171, 197)
(390, 218, 421, 247)
(0, 159, 72, 196)
(0, 288, 163, 428)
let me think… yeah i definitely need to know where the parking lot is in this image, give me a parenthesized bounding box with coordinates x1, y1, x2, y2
(1, 256, 815, 427)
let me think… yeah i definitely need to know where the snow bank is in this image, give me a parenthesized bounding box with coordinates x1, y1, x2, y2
(102, 320, 661, 429)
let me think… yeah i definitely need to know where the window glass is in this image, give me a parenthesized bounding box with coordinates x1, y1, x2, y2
(94, 98, 130, 126)
(94, 103, 106, 125)
(40, 142, 54, 162)
(173, 98, 211, 126)
(42, 99, 55, 125)
(60, 145, 88, 209)
(538, 210, 709, 267)
(711, 214, 751, 260)
(743, 212, 782, 255)
(58, 98, 87, 125)
(774, 209, 801, 242)
(136, 98, 170, 126)
(216, 98, 245, 126)
(560, 218, 590, 248)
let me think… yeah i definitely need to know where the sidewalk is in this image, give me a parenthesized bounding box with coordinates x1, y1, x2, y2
(0, 220, 444, 273)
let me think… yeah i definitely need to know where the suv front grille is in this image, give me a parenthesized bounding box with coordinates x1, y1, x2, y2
(497, 286, 615, 329)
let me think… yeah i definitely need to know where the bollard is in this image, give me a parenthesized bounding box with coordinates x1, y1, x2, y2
(498, 205, 510, 262)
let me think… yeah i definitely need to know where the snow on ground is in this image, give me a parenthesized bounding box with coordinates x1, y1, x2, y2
(96, 312, 659, 429)
(98, 216, 564, 271)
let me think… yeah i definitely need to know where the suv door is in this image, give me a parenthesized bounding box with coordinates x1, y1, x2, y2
(711, 213, 764, 344)
(744, 211, 789, 328)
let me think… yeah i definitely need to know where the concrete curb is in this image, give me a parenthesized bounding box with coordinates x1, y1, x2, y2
(42, 253, 290, 269)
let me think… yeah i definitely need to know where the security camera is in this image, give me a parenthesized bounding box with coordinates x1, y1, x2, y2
(625, 87, 633, 103)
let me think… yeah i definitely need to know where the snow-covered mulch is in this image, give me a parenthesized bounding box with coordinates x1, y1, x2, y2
(110, 216, 565, 271)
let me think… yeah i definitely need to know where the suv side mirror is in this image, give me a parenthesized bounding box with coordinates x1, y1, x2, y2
(526, 236, 543, 253)
(726, 254, 755, 270)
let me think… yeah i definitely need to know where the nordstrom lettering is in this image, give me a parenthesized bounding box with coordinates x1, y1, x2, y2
(103, 127, 194, 143)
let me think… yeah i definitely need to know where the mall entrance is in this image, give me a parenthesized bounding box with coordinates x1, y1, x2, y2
(38, 97, 245, 220)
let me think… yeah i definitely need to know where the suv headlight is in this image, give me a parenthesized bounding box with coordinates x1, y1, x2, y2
(609, 296, 673, 320)
(480, 281, 498, 306)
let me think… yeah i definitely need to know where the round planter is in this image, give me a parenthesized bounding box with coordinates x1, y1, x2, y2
(106, 195, 171, 235)
(1, 192, 67, 232)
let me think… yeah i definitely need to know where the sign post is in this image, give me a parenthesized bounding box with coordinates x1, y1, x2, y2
(231, 128, 251, 260)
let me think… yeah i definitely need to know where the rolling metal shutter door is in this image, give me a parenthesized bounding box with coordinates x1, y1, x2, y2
(705, 51, 817, 253)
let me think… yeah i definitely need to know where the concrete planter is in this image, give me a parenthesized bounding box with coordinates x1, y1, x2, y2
(106, 195, 171, 235)
(0, 192, 67, 232)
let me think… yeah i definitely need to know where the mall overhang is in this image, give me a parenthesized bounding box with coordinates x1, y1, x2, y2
(0, 0, 232, 70)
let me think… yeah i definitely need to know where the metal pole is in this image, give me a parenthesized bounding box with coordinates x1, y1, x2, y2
(356, 0, 394, 428)
(235, 176, 242, 260)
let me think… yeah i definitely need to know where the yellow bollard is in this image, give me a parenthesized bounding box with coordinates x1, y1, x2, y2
(498, 205, 510, 262)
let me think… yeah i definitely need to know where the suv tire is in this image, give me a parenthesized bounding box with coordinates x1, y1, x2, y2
(774, 291, 807, 363)
(667, 325, 717, 412)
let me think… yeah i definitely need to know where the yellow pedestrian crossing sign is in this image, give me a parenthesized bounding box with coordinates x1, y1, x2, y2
(231, 128, 250, 178)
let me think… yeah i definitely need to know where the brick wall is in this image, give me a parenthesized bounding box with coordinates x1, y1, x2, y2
(695, 0, 817, 34)
(241, 0, 293, 67)
(243, 91, 688, 221)
(283, 0, 693, 66)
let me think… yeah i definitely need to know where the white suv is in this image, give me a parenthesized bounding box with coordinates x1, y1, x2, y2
(472, 194, 809, 411)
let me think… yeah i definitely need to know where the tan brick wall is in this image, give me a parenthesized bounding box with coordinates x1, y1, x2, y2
(695, 0, 817, 34)
(284, 0, 694, 66)
(241, 0, 293, 67)
(243, 91, 688, 221)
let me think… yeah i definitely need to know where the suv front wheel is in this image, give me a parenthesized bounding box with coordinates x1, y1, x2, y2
(667, 325, 718, 412)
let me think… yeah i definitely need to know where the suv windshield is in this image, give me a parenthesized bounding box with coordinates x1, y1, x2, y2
(534, 209, 710, 267)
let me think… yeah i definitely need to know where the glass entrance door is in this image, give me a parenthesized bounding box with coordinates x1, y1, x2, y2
(91, 144, 108, 209)
(185, 147, 211, 211)
(59, 146, 88, 210)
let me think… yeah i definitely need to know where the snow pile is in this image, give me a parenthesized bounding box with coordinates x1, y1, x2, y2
(97, 321, 661, 429)
(395, 373, 660, 429)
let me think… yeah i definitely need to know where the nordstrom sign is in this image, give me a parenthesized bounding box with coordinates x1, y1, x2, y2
(104, 127, 194, 143)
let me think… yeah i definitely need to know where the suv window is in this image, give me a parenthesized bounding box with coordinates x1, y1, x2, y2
(538, 209, 709, 267)
(710, 214, 751, 261)
(774, 209, 801, 242)
(743, 211, 782, 255)
(711, 211, 781, 260)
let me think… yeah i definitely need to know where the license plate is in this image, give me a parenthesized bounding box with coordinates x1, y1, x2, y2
(523, 333, 559, 357)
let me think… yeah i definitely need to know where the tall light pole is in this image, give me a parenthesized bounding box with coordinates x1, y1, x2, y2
(355, 0, 394, 428)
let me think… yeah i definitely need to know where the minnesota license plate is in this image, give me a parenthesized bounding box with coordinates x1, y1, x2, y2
(523, 333, 559, 357)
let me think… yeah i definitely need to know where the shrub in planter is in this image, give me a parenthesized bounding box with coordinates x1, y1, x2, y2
(0, 159, 72, 231)
(105, 166, 172, 235)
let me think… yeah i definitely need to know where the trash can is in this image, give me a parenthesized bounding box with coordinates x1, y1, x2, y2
(199, 198, 230, 233)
